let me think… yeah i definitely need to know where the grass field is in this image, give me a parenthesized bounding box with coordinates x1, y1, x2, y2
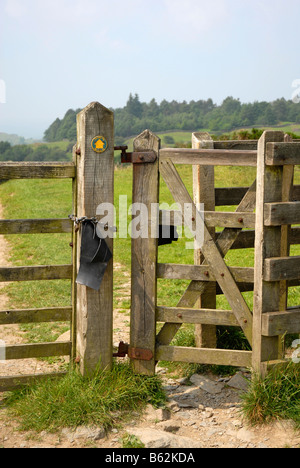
(0, 160, 299, 351)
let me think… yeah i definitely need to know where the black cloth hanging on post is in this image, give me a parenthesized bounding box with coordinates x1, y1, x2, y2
(158, 225, 179, 246)
(76, 219, 112, 291)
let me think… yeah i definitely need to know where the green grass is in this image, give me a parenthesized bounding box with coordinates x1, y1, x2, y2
(240, 362, 300, 429)
(4, 363, 166, 433)
(122, 434, 145, 448)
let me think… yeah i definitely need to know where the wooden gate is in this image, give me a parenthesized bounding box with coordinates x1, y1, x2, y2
(130, 130, 300, 376)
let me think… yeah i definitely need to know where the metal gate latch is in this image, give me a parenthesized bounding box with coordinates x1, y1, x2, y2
(113, 342, 153, 361)
(114, 146, 157, 164)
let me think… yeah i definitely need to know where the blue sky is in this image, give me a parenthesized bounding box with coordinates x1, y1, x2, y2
(0, 0, 300, 139)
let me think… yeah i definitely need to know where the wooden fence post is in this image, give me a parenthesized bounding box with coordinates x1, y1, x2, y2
(192, 133, 217, 349)
(130, 130, 160, 375)
(75, 102, 114, 376)
(253, 131, 285, 376)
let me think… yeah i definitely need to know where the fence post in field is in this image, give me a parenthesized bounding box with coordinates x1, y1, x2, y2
(130, 130, 160, 375)
(253, 130, 285, 376)
(192, 133, 217, 349)
(75, 102, 114, 376)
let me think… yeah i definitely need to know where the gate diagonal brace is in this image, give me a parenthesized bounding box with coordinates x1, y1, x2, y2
(114, 146, 157, 164)
(113, 342, 153, 361)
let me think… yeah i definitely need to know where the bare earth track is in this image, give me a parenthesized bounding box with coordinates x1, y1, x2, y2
(0, 203, 299, 448)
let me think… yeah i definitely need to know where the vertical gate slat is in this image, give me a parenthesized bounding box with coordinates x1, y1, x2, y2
(130, 130, 160, 375)
(192, 132, 217, 349)
(253, 131, 285, 375)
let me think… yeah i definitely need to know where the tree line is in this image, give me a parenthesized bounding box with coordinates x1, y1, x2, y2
(0, 141, 73, 162)
(44, 94, 300, 143)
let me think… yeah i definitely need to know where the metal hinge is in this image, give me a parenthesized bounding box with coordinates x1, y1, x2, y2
(113, 342, 153, 361)
(114, 146, 157, 164)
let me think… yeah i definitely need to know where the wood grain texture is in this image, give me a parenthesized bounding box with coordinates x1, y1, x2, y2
(5, 342, 71, 360)
(157, 263, 254, 283)
(264, 201, 300, 226)
(266, 141, 300, 165)
(0, 265, 72, 282)
(214, 140, 258, 150)
(0, 162, 75, 179)
(156, 345, 252, 368)
(130, 130, 160, 375)
(71, 144, 78, 366)
(76, 102, 114, 375)
(156, 306, 239, 327)
(253, 131, 285, 374)
(0, 218, 72, 235)
(264, 256, 300, 281)
(0, 372, 67, 393)
(192, 133, 217, 348)
(0, 307, 71, 325)
(261, 309, 300, 336)
(159, 148, 257, 166)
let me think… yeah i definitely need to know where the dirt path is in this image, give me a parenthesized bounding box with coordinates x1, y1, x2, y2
(0, 202, 299, 448)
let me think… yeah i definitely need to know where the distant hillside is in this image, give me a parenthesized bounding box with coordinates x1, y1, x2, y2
(0, 132, 38, 146)
(43, 95, 300, 143)
(0, 140, 73, 162)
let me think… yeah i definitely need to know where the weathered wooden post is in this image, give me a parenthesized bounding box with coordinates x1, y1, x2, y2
(130, 130, 160, 375)
(75, 102, 114, 376)
(253, 131, 285, 376)
(192, 133, 217, 349)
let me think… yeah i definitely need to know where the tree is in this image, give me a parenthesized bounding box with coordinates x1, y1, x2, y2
(221, 97, 241, 115)
(44, 118, 61, 142)
(0, 141, 11, 154)
(126, 93, 143, 118)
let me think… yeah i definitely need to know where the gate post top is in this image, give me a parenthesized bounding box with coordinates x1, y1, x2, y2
(192, 132, 212, 147)
(78, 101, 113, 117)
(133, 129, 160, 152)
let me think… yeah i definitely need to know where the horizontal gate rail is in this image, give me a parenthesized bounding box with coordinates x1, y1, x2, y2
(0, 218, 72, 235)
(0, 162, 76, 179)
(264, 201, 300, 226)
(0, 372, 67, 393)
(214, 140, 258, 150)
(266, 141, 300, 165)
(159, 148, 258, 166)
(0, 265, 72, 282)
(159, 209, 256, 229)
(156, 346, 252, 368)
(157, 263, 254, 284)
(5, 341, 71, 360)
(264, 256, 300, 281)
(0, 307, 71, 325)
(262, 308, 300, 336)
(156, 306, 239, 327)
